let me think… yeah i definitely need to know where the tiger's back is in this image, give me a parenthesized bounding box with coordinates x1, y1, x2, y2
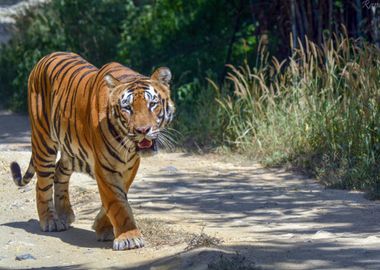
(28, 52, 139, 174)
(29, 52, 97, 173)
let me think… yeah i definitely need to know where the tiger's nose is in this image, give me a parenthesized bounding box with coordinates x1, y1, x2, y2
(135, 126, 151, 134)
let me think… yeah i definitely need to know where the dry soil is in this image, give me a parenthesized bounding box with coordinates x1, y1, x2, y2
(1, 111, 380, 270)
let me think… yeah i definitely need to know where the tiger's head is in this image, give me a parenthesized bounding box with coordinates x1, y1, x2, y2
(105, 67, 175, 154)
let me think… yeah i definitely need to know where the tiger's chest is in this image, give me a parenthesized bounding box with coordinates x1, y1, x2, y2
(70, 156, 94, 177)
(59, 135, 138, 180)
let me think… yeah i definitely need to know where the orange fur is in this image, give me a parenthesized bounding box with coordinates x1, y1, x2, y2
(10, 52, 174, 250)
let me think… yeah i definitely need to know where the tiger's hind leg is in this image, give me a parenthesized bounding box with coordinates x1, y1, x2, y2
(54, 153, 75, 228)
(92, 207, 114, 241)
(33, 139, 68, 232)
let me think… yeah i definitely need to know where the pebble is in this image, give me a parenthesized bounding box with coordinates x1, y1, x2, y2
(281, 233, 295, 239)
(7, 240, 35, 247)
(83, 248, 94, 254)
(365, 235, 379, 241)
(19, 186, 32, 193)
(15, 253, 36, 261)
(10, 201, 24, 208)
(311, 230, 335, 239)
(144, 201, 154, 206)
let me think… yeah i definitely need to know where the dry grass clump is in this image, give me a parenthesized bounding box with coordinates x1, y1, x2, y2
(214, 29, 380, 195)
(185, 232, 222, 251)
(137, 217, 193, 248)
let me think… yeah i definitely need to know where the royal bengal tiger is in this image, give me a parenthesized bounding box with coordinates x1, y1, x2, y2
(10, 52, 175, 250)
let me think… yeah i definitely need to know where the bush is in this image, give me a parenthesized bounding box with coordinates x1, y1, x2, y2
(117, 0, 243, 81)
(216, 34, 380, 195)
(0, 0, 127, 111)
(1, 0, 379, 196)
(0, 0, 248, 145)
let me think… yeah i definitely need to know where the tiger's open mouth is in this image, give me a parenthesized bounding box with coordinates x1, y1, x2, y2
(137, 138, 157, 152)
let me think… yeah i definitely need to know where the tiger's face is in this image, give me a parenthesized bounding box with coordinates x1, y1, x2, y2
(105, 67, 175, 154)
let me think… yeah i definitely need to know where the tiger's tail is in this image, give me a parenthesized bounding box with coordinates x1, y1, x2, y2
(10, 158, 35, 187)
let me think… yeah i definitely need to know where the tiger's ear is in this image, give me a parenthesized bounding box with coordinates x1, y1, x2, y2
(104, 74, 120, 89)
(151, 67, 171, 86)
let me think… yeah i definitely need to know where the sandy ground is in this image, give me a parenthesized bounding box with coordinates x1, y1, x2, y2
(1, 111, 380, 270)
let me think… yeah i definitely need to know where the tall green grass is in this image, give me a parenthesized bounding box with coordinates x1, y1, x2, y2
(215, 32, 380, 195)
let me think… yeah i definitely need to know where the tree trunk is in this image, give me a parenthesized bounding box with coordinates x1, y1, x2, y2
(372, 6, 380, 47)
(295, 0, 305, 42)
(355, 0, 362, 37)
(328, 0, 333, 35)
(219, 0, 243, 85)
(291, 0, 297, 48)
(317, 0, 323, 44)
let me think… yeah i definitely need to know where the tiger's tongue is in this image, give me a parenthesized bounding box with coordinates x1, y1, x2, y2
(138, 139, 152, 149)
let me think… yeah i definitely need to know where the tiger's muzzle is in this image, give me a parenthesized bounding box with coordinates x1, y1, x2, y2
(134, 126, 158, 154)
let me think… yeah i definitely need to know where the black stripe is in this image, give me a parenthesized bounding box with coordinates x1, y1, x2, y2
(81, 69, 98, 97)
(63, 135, 75, 156)
(78, 158, 84, 172)
(85, 162, 92, 176)
(74, 111, 89, 158)
(65, 64, 93, 118)
(127, 153, 136, 162)
(39, 163, 55, 169)
(51, 57, 82, 82)
(110, 183, 128, 200)
(37, 171, 54, 178)
(36, 129, 56, 155)
(58, 166, 71, 176)
(33, 145, 52, 164)
(24, 171, 35, 179)
(54, 180, 69, 184)
(98, 161, 122, 177)
(38, 183, 53, 192)
(127, 158, 139, 171)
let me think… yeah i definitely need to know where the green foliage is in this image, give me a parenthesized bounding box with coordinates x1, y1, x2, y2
(0, 0, 253, 137)
(173, 77, 222, 148)
(118, 0, 239, 80)
(116, 0, 252, 143)
(0, 0, 127, 111)
(1, 0, 379, 196)
(216, 35, 380, 195)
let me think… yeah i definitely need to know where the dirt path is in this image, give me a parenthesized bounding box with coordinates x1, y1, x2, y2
(1, 112, 380, 270)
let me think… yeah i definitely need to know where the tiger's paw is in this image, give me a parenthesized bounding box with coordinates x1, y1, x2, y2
(96, 226, 114, 242)
(113, 229, 145, 250)
(57, 209, 75, 227)
(40, 216, 69, 232)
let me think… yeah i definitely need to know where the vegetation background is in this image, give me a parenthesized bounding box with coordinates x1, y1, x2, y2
(0, 0, 379, 196)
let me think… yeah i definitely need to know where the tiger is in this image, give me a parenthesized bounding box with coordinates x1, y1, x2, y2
(9, 52, 175, 250)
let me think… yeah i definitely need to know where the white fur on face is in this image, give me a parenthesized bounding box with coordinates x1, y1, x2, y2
(144, 85, 159, 111)
(144, 85, 157, 101)
(120, 90, 134, 113)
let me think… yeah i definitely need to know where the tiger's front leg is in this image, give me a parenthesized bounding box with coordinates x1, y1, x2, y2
(95, 165, 144, 250)
(92, 156, 141, 242)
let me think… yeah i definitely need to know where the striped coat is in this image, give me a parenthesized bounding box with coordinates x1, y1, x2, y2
(10, 52, 174, 250)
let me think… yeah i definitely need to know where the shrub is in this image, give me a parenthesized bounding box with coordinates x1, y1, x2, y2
(216, 34, 380, 195)
(0, 0, 127, 111)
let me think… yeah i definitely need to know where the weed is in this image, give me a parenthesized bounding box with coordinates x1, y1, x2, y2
(215, 31, 380, 195)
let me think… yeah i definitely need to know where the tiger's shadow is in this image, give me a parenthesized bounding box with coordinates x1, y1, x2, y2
(2, 219, 109, 249)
